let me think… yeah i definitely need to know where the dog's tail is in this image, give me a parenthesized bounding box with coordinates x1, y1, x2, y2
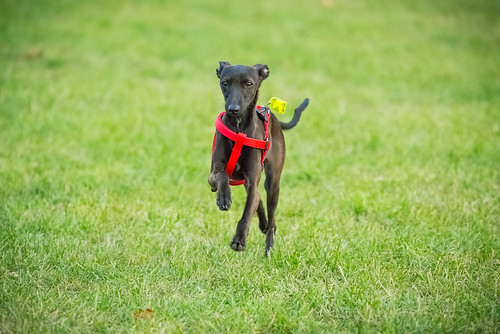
(280, 98, 309, 130)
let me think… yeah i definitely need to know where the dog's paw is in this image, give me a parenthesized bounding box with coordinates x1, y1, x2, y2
(230, 236, 246, 251)
(264, 246, 272, 257)
(265, 230, 274, 257)
(216, 186, 231, 211)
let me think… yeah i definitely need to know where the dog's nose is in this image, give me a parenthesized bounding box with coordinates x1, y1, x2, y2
(227, 104, 240, 115)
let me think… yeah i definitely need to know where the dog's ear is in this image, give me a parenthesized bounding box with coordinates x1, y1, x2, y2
(216, 61, 231, 79)
(253, 64, 270, 80)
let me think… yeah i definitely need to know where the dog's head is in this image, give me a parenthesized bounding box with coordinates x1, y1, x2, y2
(216, 61, 270, 118)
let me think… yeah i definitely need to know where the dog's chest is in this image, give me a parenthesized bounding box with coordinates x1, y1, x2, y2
(232, 161, 244, 180)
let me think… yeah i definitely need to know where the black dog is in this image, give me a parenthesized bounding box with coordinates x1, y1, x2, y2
(208, 61, 309, 256)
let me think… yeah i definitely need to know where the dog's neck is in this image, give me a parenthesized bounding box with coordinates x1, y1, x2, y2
(235, 106, 257, 132)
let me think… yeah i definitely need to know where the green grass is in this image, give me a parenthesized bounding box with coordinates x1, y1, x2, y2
(1, 0, 499, 332)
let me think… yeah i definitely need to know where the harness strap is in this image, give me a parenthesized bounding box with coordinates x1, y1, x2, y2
(214, 113, 268, 150)
(225, 132, 247, 182)
(212, 108, 270, 186)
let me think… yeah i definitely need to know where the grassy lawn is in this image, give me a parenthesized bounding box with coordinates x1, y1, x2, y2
(1, 0, 499, 332)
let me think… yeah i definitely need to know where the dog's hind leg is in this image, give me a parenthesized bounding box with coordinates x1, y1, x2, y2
(257, 199, 268, 233)
(264, 169, 281, 257)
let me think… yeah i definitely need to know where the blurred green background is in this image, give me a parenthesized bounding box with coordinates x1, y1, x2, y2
(1, 0, 499, 332)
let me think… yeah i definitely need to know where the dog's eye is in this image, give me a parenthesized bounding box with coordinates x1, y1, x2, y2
(221, 80, 228, 87)
(246, 81, 253, 87)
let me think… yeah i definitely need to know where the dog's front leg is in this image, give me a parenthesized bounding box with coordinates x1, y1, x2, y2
(209, 162, 232, 210)
(216, 172, 231, 211)
(230, 177, 261, 251)
(209, 135, 233, 211)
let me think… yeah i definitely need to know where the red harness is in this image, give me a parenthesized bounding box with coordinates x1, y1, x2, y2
(212, 106, 271, 186)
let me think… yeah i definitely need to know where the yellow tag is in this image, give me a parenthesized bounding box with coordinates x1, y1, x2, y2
(269, 97, 287, 114)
